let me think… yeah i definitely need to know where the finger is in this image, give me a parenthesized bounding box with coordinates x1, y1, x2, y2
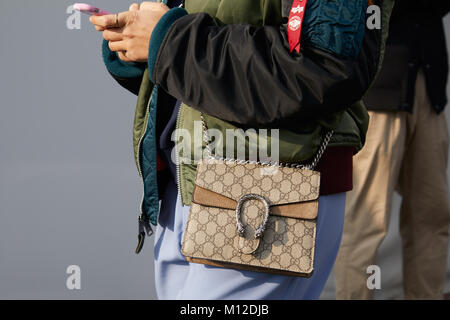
(89, 15, 106, 27)
(103, 28, 124, 42)
(108, 40, 127, 52)
(118, 52, 132, 62)
(90, 12, 127, 28)
(129, 3, 140, 11)
(90, 16, 105, 31)
(139, 2, 163, 10)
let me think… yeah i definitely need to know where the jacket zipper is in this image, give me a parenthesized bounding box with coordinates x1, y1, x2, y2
(135, 1, 185, 254)
(174, 103, 184, 204)
(135, 91, 154, 254)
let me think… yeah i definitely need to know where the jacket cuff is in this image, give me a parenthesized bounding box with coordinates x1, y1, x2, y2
(102, 39, 146, 79)
(148, 7, 188, 82)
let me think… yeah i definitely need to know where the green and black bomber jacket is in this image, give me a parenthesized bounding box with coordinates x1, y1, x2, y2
(100, 0, 394, 249)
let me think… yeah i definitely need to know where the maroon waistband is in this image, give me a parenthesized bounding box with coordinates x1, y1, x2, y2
(315, 146, 354, 195)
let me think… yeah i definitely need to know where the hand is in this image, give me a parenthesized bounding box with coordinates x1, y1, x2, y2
(90, 2, 169, 62)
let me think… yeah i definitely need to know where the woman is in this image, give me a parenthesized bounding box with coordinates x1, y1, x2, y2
(90, 0, 393, 299)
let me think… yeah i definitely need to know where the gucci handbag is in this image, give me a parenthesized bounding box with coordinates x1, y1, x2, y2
(181, 115, 333, 277)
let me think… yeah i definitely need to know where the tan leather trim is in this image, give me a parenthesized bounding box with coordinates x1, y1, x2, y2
(193, 185, 318, 220)
(271, 201, 318, 220)
(193, 185, 237, 210)
(185, 256, 313, 278)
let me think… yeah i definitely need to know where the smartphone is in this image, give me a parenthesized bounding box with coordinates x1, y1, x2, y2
(73, 3, 112, 16)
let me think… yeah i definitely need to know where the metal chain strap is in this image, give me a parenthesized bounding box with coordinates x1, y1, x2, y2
(200, 113, 333, 171)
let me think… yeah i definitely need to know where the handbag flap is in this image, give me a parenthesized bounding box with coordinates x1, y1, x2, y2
(193, 160, 320, 220)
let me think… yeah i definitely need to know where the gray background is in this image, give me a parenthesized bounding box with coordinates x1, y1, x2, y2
(0, 1, 449, 300)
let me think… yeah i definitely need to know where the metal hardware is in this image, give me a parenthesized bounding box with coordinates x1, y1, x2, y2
(235, 194, 271, 239)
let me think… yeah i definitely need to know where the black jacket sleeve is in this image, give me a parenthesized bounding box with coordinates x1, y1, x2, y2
(152, 12, 381, 129)
(391, 0, 450, 20)
(437, 2, 450, 18)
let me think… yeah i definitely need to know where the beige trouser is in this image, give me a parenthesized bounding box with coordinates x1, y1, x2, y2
(334, 71, 450, 300)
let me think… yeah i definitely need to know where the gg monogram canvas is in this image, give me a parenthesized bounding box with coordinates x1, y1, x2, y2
(181, 159, 321, 277)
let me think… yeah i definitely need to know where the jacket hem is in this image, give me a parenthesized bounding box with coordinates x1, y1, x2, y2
(102, 39, 146, 79)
